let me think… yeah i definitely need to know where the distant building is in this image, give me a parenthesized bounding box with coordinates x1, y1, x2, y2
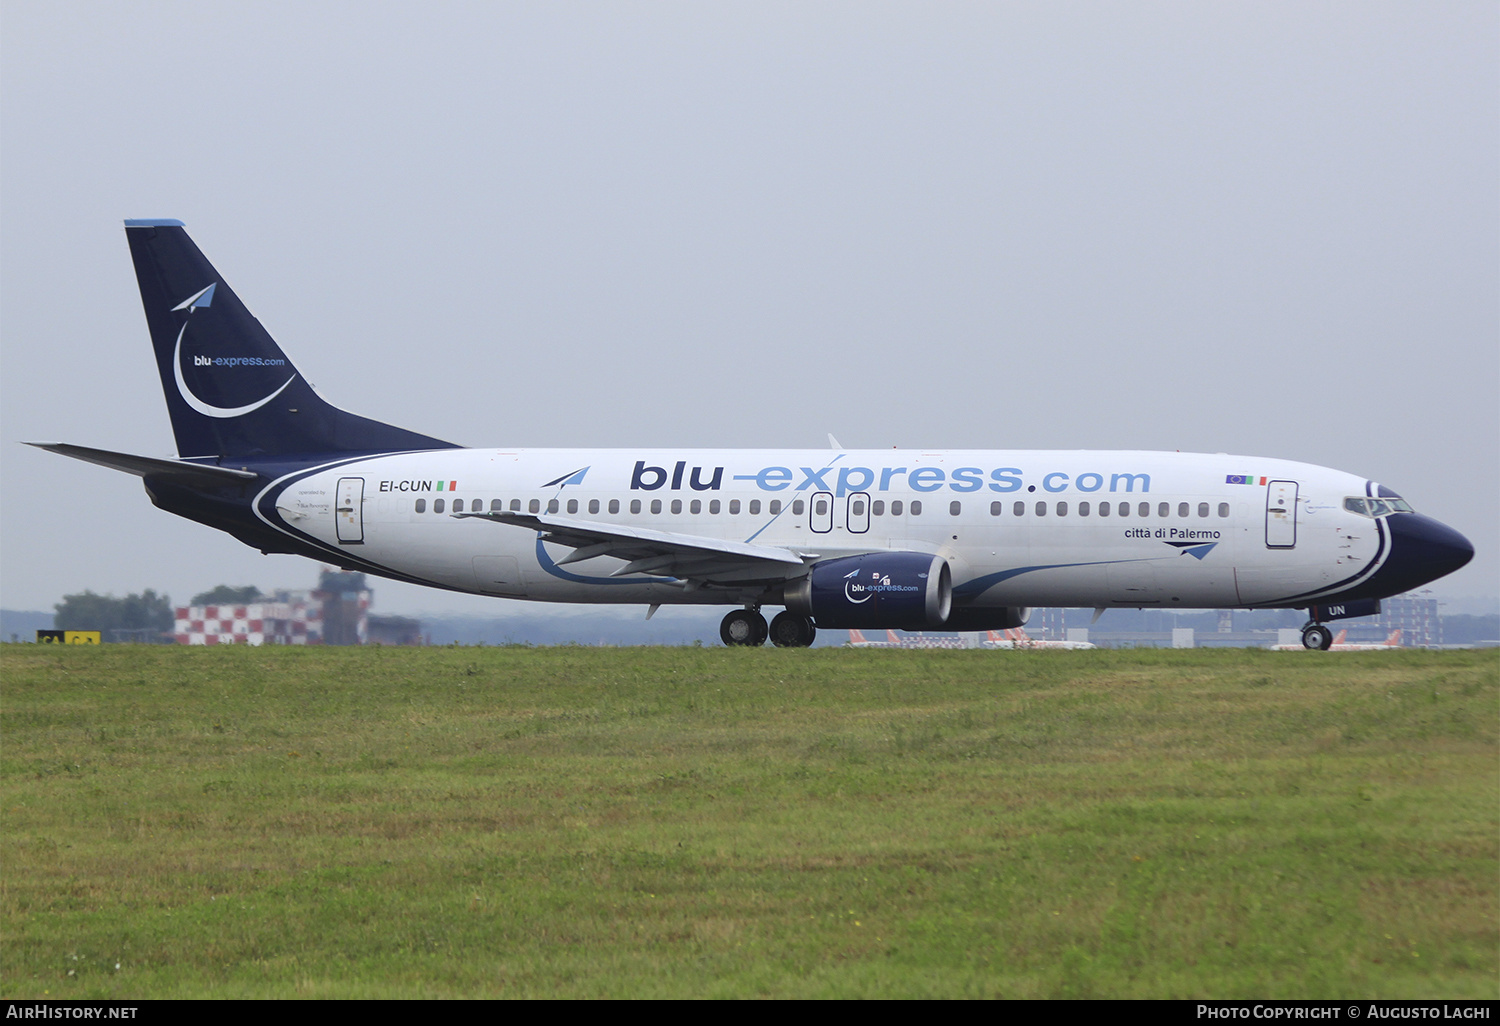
(173, 569, 377, 646)
(1376, 593, 1441, 647)
(313, 570, 371, 646)
(368, 615, 423, 646)
(174, 596, 322, 646)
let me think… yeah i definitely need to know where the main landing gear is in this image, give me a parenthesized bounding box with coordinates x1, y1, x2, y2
(720, 608, 767, 647)
(1301, 622, 1333, 651)
(768, 610, 817, 648)
(719, 608, 817, 648)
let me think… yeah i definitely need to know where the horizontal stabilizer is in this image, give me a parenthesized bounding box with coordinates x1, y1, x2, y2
(25, 442, 259, 482)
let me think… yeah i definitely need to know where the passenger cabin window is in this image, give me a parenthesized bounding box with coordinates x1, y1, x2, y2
(1218, 502, 1230, 517)
(1198, 502, 1210, 517)
(990, 501, 1002, 516)
(671, 499, 682, 514)
(852, 499, 865, 516)
(792, 500, 804, 515)
(1178, 502, 1189, 518)
(415, 498, 426, 513)
(547, 499, 559, 514)
(910, 501, 922, 516)
(589, 499, 600, 514)
(650, 499, 662, 514)
(709, 500, 720, 514)
(1098, 501, 1110, 517)
(770, 499, 782, 515)
(729, 499, 741, 514)
(434, 498, 445, 514)
(510, 499, 521, 512)
(452, 499, 464, 512)
(1079, 501, 1090, 517)
(815, 498, 828, 516)
(950, 500, 962, 516)
(567, 499, 578, 514)
(1035, 501, 1047, 517)
(529, 499, 541, 513)
(1118, 502, 1130, 517)
(892, 500, 904, 516)
(690, 499, 701, 515)
(1057, 501, 1067, 516)
(630, 499, 642, 514)
(1139, 502, 1149, 518)
(1012, 501, 1024, 517)
(609, 499, 620, 514)
(749, 500, 761, 515)
(1158, 502, 1170, 518)
(491, 499, 503, 512)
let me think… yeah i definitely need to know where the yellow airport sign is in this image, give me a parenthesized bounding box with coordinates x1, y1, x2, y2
(36, 630, 102, 644)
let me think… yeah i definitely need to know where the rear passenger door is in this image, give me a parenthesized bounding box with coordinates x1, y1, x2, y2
(336, 477, 365, 544)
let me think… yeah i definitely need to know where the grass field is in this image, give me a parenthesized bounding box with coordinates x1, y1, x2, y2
(2, 643, 1495, 998)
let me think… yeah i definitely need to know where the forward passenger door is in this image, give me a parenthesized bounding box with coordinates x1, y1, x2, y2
(1265, 480, 1297, 548)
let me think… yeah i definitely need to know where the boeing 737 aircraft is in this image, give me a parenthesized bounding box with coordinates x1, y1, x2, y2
(28, 222, 1475, 649)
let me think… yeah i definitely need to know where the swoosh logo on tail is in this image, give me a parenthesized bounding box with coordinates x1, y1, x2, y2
(171, 284, 297, 419)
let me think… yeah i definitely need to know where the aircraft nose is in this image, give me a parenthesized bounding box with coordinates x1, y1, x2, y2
(1378, 513, 1475, 593)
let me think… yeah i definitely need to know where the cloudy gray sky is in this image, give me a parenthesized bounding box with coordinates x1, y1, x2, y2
(2, 1, 1495, 620)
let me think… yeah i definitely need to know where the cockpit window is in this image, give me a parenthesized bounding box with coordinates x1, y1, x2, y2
(1344, 496, 1414, 517)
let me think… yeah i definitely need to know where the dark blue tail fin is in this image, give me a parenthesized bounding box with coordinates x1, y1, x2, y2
(125, 220, 457, 459)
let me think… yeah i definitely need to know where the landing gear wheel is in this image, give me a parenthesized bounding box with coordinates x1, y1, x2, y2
(720, 609, 768, 647)
(768, 611, 817, 648)
(1302, 624, 1333, 651)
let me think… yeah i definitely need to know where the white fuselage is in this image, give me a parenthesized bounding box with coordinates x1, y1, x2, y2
(260, 448, 1383, 611)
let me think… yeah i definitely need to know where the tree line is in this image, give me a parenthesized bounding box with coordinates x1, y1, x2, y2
(51, 586, 266, 641)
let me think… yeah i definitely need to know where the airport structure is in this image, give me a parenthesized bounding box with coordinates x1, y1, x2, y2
(989, 592, 1443, 649)
(172, 570, 419, 646)
(174, 595, 329, 646)
(1374, 592, 1441, 647)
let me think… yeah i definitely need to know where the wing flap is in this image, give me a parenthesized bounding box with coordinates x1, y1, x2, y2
(454, 510, 811, 584)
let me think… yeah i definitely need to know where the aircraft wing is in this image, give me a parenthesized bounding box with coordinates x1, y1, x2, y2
(455, 510, 814, 585)
(26, 442, 260, 482)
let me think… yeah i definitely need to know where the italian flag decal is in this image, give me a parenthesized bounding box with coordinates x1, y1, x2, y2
(436, 480, 458, 491)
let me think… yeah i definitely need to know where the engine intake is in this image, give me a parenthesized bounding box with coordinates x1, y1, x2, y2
(785, 552, 952, 629)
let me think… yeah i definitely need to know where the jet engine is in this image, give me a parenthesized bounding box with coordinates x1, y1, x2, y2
(784, 552, 951, 629)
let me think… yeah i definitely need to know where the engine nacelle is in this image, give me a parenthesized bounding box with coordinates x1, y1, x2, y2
(923, 607, 1031, 632)
(785, 552, 952, 629)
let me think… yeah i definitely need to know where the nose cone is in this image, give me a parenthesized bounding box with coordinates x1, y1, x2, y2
(1375, 513, 1475, 595)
